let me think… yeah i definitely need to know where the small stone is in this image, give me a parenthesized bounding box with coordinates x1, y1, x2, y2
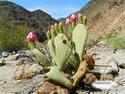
(0, 57, 6, 66)
(100, 74, 114, 80)
(2, 52, 9, 57)
(91, 80, 118, 90)
(83, 73, 97, 86)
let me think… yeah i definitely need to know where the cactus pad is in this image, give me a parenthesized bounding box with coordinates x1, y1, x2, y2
(72, 24, 88, 60)
(68, 52, 80, 70)
(54, 33, 72, 70)
(47, 30, 51, 39)
(47, 39, 56, 62)
(46, 66, 73, 89)
(32, 48, 51, 66)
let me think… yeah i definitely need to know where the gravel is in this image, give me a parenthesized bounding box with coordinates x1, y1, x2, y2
(0, 43, 125, 94)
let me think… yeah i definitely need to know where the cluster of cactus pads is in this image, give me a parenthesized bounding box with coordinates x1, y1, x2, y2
(26, 13, 93, 90)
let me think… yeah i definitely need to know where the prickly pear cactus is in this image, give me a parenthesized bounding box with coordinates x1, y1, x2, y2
(51, 29, 57, 39)
(32, 48, 51, 66)
(46, 66, 74, 89)
(47, 30, 51, 39)
(72, 24, 88, 60)
(54, 33, 72, 70)
(68, 52, 80, 70)
(54, 33, 65, 48)
(47, 39, 56, 62)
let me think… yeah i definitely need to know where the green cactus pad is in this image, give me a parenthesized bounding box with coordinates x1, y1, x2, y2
(32, 48, 51, 66)
(47, 39, 56, 62)
(51, 30, 57, 39)
(47, 30, 51, 39)
(54, 33, 72, 70)
(68, 52, 80, 70)
(46, 66, 73, 89)
(72, 24, 88, 60)
(83, 16, 87, 25)
(54, 33, 64, 48)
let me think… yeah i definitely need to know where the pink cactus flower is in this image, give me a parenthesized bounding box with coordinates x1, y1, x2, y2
(26, 32, 37, 42)
(70, 13, 77, 21)
(65, 18, 71, 25)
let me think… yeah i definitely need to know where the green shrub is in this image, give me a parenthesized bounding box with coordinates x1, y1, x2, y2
(101, 32, 117, 40)
(101, 32, 125, 49)
(107, 37, 125, 49)
(0, 25, 28, 51)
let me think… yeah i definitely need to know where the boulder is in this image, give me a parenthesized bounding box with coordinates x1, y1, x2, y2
(36, 81, 69, 94)
(95, 57, 119, 76)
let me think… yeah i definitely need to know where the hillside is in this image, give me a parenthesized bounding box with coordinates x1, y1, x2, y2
(0, 1, 57, 51)
(0, 1, 56, 32)
(79, 0, 125, 38)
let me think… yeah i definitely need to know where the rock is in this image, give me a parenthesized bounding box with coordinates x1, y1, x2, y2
(36, 81, 69, 94)
(2, 52, 9, 57)
(91, 80, 118, 90)
(100, 74, 114, 80)
(83, 73, 97, 86)
(12, 51, 16, 55)
(17, 50, 35, 59)
(14, 64, 42, 80)
(15, 57, 35, 65)
(5, 54, 19, 61)
(95, 57, 119, 76)
(0, 57, 6, 66)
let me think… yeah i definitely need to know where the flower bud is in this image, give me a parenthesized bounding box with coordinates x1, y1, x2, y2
(65, 18, 71, 25)
(26, 31, 37, 42)
(70, 13, 77, 21)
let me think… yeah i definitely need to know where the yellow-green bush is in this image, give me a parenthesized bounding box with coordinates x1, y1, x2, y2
(101, 33, 125, 49)
(0, 25, 28, 51)
(107, 37, 125, 49)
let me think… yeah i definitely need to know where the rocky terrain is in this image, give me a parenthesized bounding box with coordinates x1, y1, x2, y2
(79, 0, 125, 37)
(0, 42, 125, 94)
